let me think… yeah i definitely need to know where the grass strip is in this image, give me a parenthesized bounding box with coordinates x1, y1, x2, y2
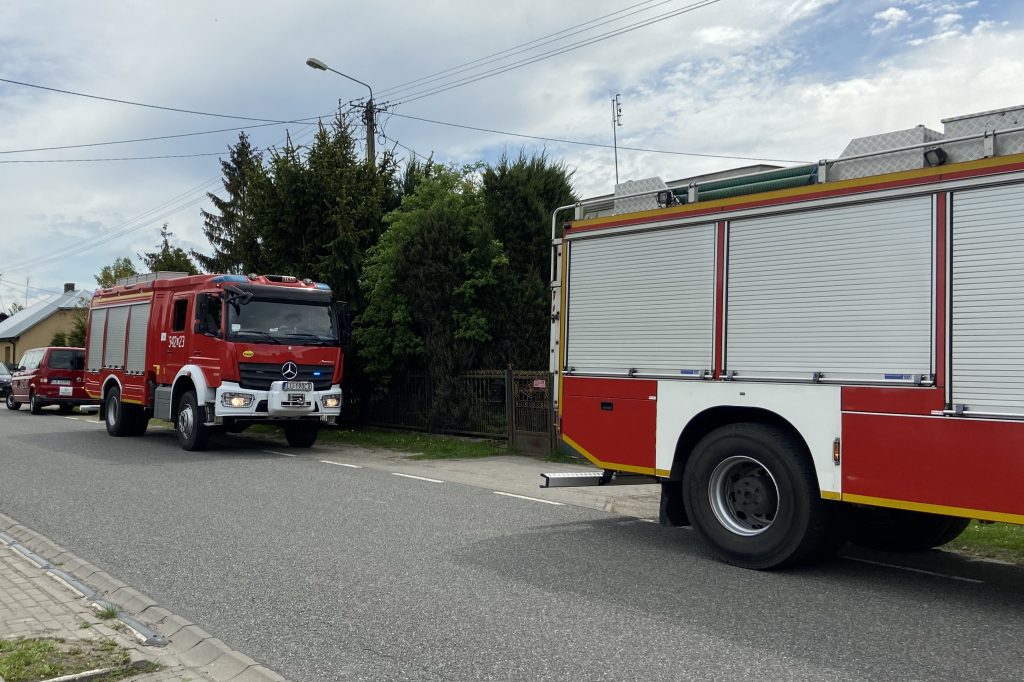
(0, 637, 156, 682)
(946, 521, 1024, 565)
(248, 424, 509, 459)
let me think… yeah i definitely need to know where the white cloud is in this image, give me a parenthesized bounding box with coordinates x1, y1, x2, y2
(871, 7, 911, 34)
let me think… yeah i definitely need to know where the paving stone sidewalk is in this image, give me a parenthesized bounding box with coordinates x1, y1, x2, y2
(0, 517, 285, 682)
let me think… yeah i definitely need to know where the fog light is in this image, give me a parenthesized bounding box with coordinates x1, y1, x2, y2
(221, 392, 254, 408)
(322, 394, 341, 409)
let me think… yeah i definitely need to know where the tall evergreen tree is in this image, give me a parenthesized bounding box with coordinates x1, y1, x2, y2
(481, 151, 576, 368)
(195, 132, 266, 274)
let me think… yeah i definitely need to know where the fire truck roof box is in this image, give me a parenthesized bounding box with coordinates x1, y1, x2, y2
(114, 271, 190, 287)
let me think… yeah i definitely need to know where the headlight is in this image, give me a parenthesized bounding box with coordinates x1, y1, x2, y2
(322, 394, 341, 409)
(221, 392, 255, 408)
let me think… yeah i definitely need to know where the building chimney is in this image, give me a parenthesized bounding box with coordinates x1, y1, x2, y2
(63, 283, 75, 293)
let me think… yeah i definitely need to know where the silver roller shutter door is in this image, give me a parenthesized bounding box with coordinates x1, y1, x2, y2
(952, 183, 1024, 414)
(727, 197, 933, 381)
(566, 223, 715, 376)
(103, 306, 130, 369)
(86, 309, 106, 371)
(125, 303, 151, 374)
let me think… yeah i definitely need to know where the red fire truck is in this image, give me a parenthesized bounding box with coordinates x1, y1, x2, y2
(547, 105, 1024, 568)
(85, 273, 344, 451)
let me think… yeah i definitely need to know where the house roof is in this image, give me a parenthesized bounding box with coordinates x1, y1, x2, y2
(0, 289, 92, 341)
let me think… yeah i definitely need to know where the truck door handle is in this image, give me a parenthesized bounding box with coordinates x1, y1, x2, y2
(601, 401, 613, 411)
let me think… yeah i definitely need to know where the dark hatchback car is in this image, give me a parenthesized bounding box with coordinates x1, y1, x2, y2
(0, 363, 11, 397)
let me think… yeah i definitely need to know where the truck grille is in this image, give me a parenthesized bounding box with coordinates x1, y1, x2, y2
(237, 363, 334, 391)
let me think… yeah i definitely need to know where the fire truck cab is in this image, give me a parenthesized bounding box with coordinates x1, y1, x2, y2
(85, 272, 344, 451)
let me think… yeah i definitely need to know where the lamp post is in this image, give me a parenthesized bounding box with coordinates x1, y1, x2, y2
(306, 57, 375, 170)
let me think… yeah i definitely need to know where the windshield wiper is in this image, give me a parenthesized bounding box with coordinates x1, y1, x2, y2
(281, 332, 339, 346)
(235, 330, 282, 345)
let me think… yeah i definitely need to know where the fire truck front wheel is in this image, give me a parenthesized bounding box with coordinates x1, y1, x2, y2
(284, 421, 319, 448)
(683, 422, 843, 570)
(176, 390, 210, 451)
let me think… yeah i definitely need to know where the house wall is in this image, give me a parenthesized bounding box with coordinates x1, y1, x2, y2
(0, 309, 82, 365)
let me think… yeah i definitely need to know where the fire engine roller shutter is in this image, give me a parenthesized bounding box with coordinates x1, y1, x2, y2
(565, 223, 715, 375)
(86, 308, 106, 372)
(727, 196, 933, 381)
(102, 306, 129, 369)
(125, 303, 150, 374)
(952, 183, 1024, 415)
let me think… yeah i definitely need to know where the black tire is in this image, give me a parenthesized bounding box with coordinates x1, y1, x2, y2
(175, 390, 210, 451)
(29, 391, 44, 415)
(130, 410, 150, 437)
(57, 402, 74, 414)
(104, 386, 131, 436)
(6, 393, 21, 410)
(682, 422, 844, 570)
(845, 507, 971, 552)
(284, 422, 319, 448)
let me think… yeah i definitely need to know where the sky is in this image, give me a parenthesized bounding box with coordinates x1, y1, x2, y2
(1, 0, 1021, 309)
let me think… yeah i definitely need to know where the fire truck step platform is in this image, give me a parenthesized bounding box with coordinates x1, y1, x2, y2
(540, 471, 657, 488)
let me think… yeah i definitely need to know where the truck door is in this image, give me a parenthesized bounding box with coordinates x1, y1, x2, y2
(163, 294, 191, 382)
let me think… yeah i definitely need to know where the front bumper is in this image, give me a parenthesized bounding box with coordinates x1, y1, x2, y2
(213, 381, 342, 420)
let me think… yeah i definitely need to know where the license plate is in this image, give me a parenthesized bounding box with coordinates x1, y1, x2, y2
(51, 379, 71, 385)
(59, 386, 73, 396)
(284, 381, 312, 391)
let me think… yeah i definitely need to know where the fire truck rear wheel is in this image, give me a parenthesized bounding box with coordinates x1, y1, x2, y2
(105, 386, 131, 436)
(845, 507, 971, 552)
(284, 421, 319, 448)
(6, 393, 21, 410)
(683, 422, 841, 570)
(176, 390, 210, 451)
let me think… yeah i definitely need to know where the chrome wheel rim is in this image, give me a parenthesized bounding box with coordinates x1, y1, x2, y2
(178, 403, 194, 440)
(708, 455, 779, 536)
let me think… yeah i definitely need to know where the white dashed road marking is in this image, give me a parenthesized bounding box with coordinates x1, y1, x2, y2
(844, 557, 984, 584)
(391, 473, 444, 483)
(320, 460, 362, 468)
(493, 491, 563, 506)
(264, 450, 297, 457)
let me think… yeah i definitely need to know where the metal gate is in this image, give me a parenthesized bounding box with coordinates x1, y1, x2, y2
(510, 372, 553, 454)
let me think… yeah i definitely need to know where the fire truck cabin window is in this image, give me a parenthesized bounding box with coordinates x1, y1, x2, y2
(228, 298, 338, 345)
(172, 299, 189, 332)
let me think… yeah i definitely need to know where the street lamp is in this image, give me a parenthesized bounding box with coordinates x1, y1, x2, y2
(306, 57, 375, 169)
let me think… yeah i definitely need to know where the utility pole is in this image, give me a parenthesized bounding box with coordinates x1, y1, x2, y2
(611, 93, 622, 185)
(364, 99, 376, 172)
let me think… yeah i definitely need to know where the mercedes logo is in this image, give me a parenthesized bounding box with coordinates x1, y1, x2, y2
(281, 362, 299, 380)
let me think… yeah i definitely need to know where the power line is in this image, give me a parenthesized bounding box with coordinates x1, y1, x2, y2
(0, 114, 330, 155)
(0, 279, 65, 296)
(0, 77, 292, 123)
(392, 0, 723, 105)
(0, 152, 226, 164)
(376, 0, 675, 100)
(388, 111, 810, 164)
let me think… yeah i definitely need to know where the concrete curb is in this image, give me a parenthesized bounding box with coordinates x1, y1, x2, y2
(0, 511, 288, 682)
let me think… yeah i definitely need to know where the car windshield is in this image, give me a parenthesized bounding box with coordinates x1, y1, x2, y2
(48, 349, 85, 370)
(227, 298, 338, 345)
(0, 364, 9, 376)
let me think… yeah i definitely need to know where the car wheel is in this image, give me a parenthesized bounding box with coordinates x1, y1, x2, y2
(284, 422, 319, 448)
(29, 392, 43, 415)
(682, 422, 844, 570)
(176, 390, 210, 451)
(6, 393, 21, 410)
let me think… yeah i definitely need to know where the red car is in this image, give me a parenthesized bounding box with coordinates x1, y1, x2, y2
(6, 347, 98, 414)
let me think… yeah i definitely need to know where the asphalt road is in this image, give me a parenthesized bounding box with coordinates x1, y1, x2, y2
(1, 407, 1022, 681)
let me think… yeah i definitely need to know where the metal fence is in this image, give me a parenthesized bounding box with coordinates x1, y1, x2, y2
(363, 370, 553, 453)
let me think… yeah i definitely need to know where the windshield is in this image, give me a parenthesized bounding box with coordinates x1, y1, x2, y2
(227, 298, 338, 346)
(48, 349, 85, 370)
(0, 364, 9, 376)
